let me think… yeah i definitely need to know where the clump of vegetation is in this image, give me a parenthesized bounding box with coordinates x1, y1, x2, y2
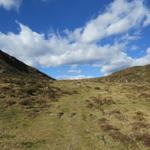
(20, 86, 37, 96)
(142, 134, 150, 147)
(19, 99, 32, 106)
(99, 118, 118, 132)
(21, 141, 35, 148)
(133, 111, 146, 121)
(87, 96, 115, 109)
(138, 92, 150, 99)
(94, 87, 101, 90)
(131, 121, 150, 131)
(5, 99, 16, 106)
(99, 118, 139, 149)
(20, 140, 46, 149)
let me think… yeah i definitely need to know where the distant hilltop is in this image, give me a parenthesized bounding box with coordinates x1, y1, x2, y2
(99, 65, 150, 83)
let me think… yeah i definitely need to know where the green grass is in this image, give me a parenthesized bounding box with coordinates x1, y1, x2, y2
(0, 78, 150, 150)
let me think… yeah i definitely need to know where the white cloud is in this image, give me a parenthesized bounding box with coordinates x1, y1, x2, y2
(100, 52, 133, 75)
(0, 0, 22, 10)
(100, 47, 150, 75)
(133, 48, 150, 66)
(0, 0, 150, 76)
(79, 0, 150, 43)
(130, 45, 139, 51)
(143, 13, 150, 26)
(68, 68, 82, 74)
(0, 23, 125, 67)
(57, 74, 93, 80)
(120, 33, 141, 41)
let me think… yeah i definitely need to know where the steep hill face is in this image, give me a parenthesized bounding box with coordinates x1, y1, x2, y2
(0, 49, 54, 80)
(0, 50, 60, 109)
(100, 65, 150, 83)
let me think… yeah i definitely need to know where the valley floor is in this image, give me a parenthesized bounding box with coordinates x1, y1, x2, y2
(0, 79, 150, 150)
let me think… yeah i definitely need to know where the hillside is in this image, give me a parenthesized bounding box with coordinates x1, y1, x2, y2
(0, 50, 54, 80)
(0, 50, 150, 150)
(0, 49, 61, 112)
(100, 65, 150, 83)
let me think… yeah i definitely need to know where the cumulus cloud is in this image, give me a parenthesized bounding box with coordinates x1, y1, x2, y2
(0, 0, 22, 10)
(0, 0, 150, 76)
(57, 74, 93, 80)
(100, 47, 150, 75)
(144, 14, 150, 26)
(79, 0, 150, 43)
(133, 48, 150, 66)
(68, 69, 82, 74)
(0, 23, 126, 67)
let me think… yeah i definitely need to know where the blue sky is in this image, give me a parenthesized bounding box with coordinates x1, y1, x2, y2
(0, 0, 150, 79)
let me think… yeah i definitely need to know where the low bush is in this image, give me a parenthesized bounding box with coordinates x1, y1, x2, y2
(19, 99, 32, 106)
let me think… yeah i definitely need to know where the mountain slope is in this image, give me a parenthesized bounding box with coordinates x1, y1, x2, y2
(0, 49, 60, 111)
(100, 65, 150, 83)
(0, 50, 150, 150)
(0, 49, 54, 80)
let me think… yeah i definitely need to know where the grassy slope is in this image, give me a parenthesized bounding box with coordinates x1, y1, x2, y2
(99, 65, 150, 83)
(0, 76, 150, 150)
(0, 51, 150, 150)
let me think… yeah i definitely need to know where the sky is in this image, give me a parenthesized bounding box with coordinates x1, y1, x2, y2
(0, 0, 150, 79)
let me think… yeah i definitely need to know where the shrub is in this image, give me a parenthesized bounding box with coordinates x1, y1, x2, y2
(95, 87, 101, 90)
(19, 99, 32, 106)
(87, 96, 115, 109)
(6, 99, 16, 106)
